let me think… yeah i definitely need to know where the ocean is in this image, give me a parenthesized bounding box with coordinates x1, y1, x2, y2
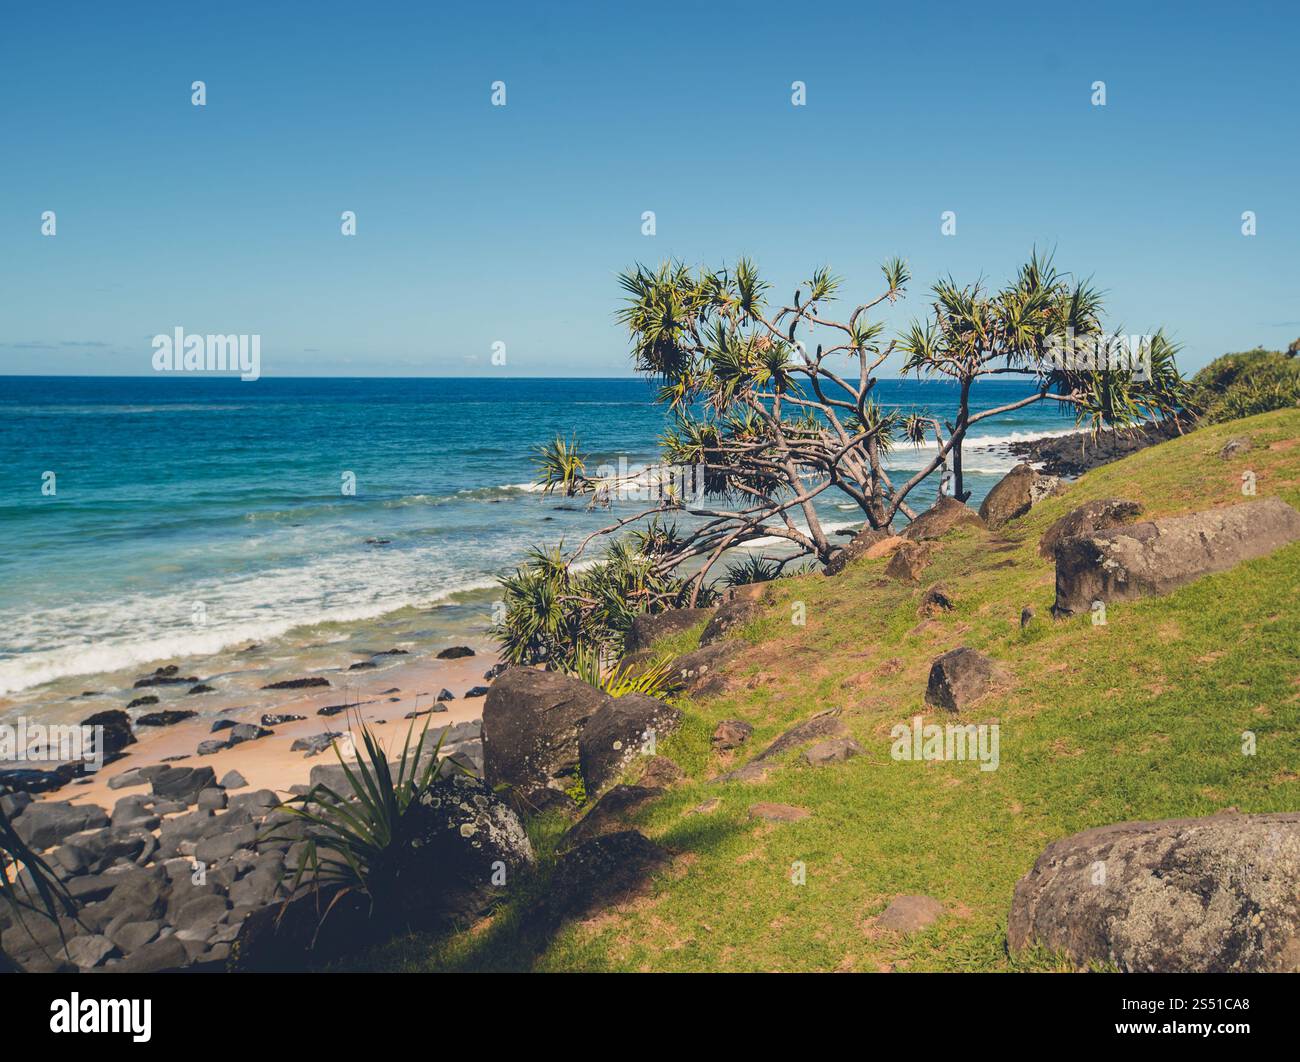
(0, 375, 1080, 718)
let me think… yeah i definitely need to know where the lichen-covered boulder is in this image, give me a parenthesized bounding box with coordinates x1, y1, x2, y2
(924, 647, 997, 712)
(1008, 812, 1300, 972)
(578, 692, 682, 795)
(1052, 497, 1300, 616)
(482, 666, 612, 795)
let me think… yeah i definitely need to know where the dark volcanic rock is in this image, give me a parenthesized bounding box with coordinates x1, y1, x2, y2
(1038, 498, 1144, 558)
(262, 677, 330, 690)
(482, 667, 610, 795)
(136, 710, 198, 727)
(81, 709, 136, 758)
(1008, 417, 1188, 477)
(151, 766, 216, 804)
(133, 665, 199, 688)
(464, 686, 489, 698)
(624, 607, 716, 653)
(387, 773, 534, 926)
(188, 683, 215, 695)
(228, 723, 272, 746)
(261, 713, 305, 727)
(483, 662, 509, 681)
(436, 688, 454, 702)
(12, 801, 110, 850)
(1052, 497, 1300, 616)
(578, 693, 683, 795)
(1008, 812, 1300, 972)
(902, 496, 985, 541)
(197, 739, 229, 756)
(924, 647, 997, 712)
(977, 463, 1064, 530)
(699, 598, 761, 646)
(348, 661, 377, 671)
(436, 645, 475, 659)
(291, 732, 341, 756)
(126, 695, 159, 709)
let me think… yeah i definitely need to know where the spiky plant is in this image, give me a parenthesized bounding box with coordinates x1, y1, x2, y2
(723, 554, 781, 587)
(273, 714, 452, 938)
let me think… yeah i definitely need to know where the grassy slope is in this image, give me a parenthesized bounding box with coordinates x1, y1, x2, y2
(353, 409, 1300, 972)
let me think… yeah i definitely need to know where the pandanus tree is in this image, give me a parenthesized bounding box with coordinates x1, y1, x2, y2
(494, 252, 1186, 666)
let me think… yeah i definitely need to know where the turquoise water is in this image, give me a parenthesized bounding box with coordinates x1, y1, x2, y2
(0, 376, 1076, 703)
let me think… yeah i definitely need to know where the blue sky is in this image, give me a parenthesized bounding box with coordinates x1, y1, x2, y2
(1, 1, 1296, 378)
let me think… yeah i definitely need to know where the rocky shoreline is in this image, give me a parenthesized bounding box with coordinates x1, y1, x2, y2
(1007, 417, 1191, 477)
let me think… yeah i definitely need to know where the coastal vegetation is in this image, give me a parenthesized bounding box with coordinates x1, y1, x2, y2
(347, 405, 1300, 972)
(1188, 345, 1300, 424)
(496, 254, 1187, 668)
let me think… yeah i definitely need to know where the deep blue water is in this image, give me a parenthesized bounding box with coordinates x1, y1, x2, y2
(0, 376, 1077, 697)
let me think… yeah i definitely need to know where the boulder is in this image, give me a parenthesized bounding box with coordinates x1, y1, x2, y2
(668, 642, 738, 696)
(804, 737, 863, 766)
(228, 723, 272, 745)
(1038, 498, 1144, 559)
(877, 895, 944, 934)
(711, 719, 753, 750)
(11, 800, 110, 850)
(1008, 812, 1300, 972)
(755, 709, 845, 761)
(902, 496, 985, 541)
(66, 934, 117, 969)
(885, 541, 934, 582)
(1219, 437, 1252, 459)
(624, 607, 716, 652)
(578, 693, 683, 794)
(699, 598, 761, 646)
(111, 935, 189, 973)
(924, 647, 997, 712)
(219, 770, 248, 789)
(977, 463, 1064, 530)
(81, 709, 136, 758)
(917, 583, 955, 617)
(482, 667, 611, 795)
(1052, 497, 1300, 616)
(436, 645, 475, 659)
(126, 695, 159, 709)
(824, 528, 891, 576)
(291, 732, 341, 756)
(391, 773, 534, 926)
(197, 739, 229, 756)
(151, 766, 217, 804)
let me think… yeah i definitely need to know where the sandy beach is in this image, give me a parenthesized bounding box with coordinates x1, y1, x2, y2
(20, 645, 497, 810)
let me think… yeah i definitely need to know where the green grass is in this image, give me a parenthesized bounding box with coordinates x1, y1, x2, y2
(346, 409, 1300, 972)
